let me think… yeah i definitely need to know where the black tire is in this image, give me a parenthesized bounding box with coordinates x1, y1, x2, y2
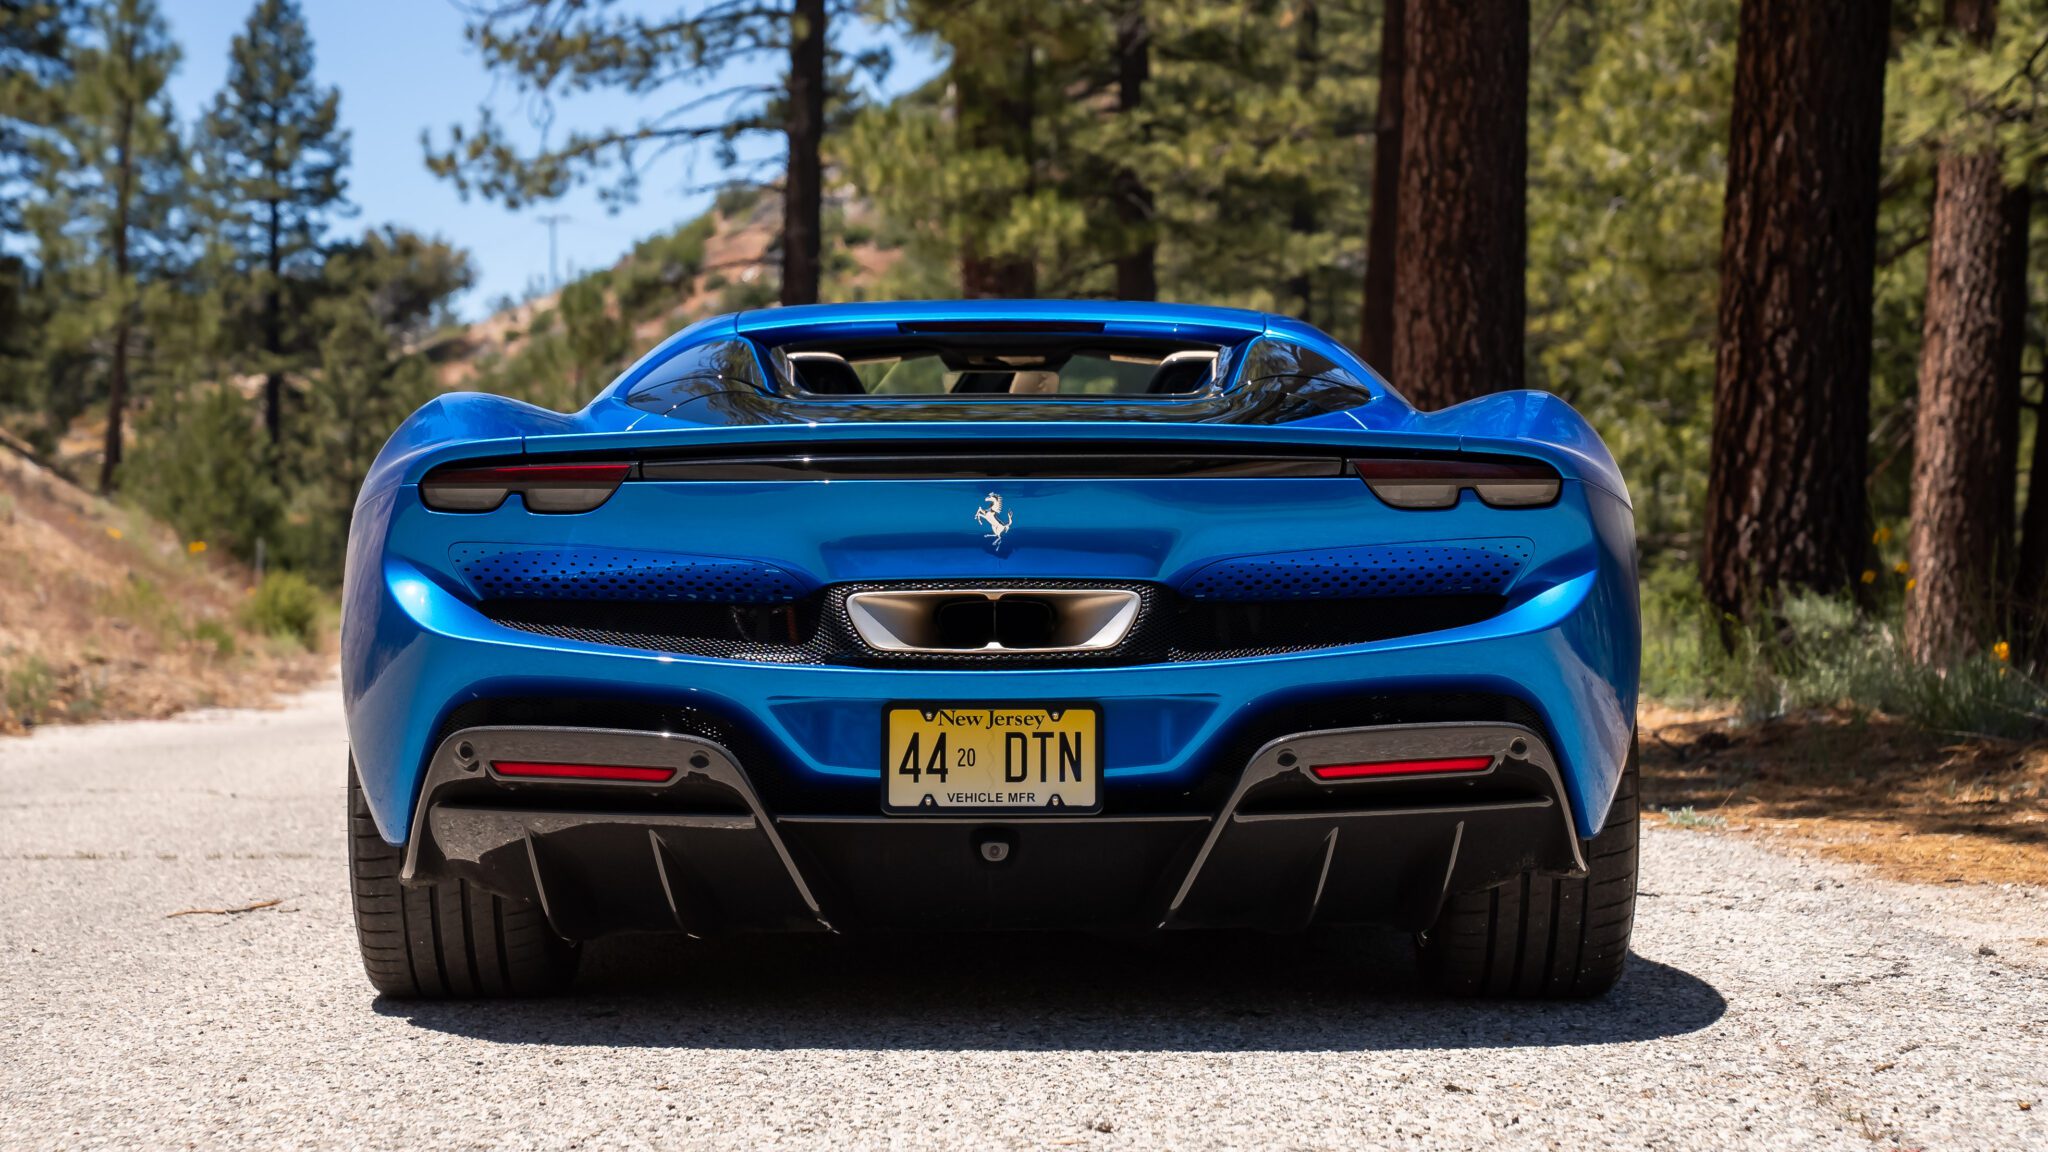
(1415, 738, 1639, 998)
(348, 759, 579, 998)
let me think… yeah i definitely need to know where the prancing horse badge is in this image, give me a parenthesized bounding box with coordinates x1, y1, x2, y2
(973, 491, 1014, 549)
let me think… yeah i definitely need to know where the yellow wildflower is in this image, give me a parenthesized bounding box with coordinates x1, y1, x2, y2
(1905, 577, 1917, 592)
(1993, 641, 2011, 663)
(105, 527, 122, 540)
(187, 540, 207, 555)
(1872, 525, 1892, 546)
(1893, 561, 1909, 575)
(1859, 569, 1876, 585)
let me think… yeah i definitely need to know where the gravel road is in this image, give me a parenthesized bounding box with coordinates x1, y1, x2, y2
(3, 686, 2045, 1150)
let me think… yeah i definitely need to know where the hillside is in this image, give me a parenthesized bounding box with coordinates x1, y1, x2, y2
(31, 186, 898, 487)
(425, 184, 903, 403)
(0, 434, 327, 733)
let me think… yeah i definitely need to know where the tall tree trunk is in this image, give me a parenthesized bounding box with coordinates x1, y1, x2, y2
(1360, 0, 1403, 367)
(98, 35, 138, 495)
(264, 196, 283, 449)
(1907, 0, 2026, 664)
(957, 26, 1036, 298)
(1389, 0, 1527, 410)
(1701, 0, 1889, 623)
(1906, 158, 2026, 662)
(1994, 184, 2029, 547)
(2019, 346, 2048, 633)
(1285, 1, 1320, 321)
(781, 0, 825, 307)
(1111, 2, 1155, 302)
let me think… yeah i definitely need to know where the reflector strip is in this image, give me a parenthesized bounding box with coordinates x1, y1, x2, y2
(1309, 755, 1494, 781)
(491, 760, 675, 783)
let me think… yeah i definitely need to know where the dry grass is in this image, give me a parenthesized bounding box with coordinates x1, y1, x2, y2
(0, 441, 326, 734)
(1641, 700, 2048, 887)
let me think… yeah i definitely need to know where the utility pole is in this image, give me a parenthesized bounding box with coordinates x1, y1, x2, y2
(537, 212, 570, 290)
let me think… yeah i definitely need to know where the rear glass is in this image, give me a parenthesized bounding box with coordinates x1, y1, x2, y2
(774, 344, 1220, 397)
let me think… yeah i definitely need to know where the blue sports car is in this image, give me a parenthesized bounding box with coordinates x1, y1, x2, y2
(342, 300, 1640, 999)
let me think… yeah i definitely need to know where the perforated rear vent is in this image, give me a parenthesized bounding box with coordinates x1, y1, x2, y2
(451, 543, 808, 602)
(1178, 539, 1532, 601)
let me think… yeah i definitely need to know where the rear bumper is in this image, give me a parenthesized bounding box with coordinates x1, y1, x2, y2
(345, 500, 1638, 851)
(407, 722, 1583, 937)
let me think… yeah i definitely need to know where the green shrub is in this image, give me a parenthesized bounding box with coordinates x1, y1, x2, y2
(714, 182, 762, 218)
(242, 571, 326, 650)
(2, 656, 55, 726)
(65, 671, 106, 723)
(99, 574, 179, 642)
(716, 276, 779, 313)
(1639, 564, 1733, 705)
(122, 387, 281, 563)
(615, 214, 715, 319)
(191, 618, 237, 659)
(1639, 567, 2047, 740)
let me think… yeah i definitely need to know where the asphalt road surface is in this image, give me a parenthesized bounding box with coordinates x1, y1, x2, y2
(4, 687, 2045, 1150)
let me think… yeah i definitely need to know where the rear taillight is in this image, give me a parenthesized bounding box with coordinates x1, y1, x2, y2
(1309, 755, 1494, 781)
(420, 463, 630, 513)
(491, 760, 675, 783)
(1350, 457, 1561, 509)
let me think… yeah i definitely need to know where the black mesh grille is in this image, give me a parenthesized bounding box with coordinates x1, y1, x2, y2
(1180, 540, 1531, 600)
(476, 579, 1508, 667)
(451, 543, 807, 602)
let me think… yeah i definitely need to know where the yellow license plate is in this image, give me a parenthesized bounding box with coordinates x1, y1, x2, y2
(883, 704, 1101, 813)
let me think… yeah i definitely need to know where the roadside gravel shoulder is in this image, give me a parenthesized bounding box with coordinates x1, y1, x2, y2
(2, 691, 2044, 1150)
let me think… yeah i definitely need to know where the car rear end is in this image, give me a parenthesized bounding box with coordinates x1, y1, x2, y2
(341, 304, 1640, 998)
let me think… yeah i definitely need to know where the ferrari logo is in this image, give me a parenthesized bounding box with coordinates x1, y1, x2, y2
(973, 491, 1014, 548)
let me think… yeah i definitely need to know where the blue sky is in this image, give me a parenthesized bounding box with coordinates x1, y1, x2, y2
(160, 0, 939, 319)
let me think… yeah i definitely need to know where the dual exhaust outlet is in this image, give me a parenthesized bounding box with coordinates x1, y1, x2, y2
(845, 588, 1141, 654)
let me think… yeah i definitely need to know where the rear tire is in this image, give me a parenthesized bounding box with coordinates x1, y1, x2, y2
(348, 758, 579, 998)
(1414, 738, 1639, 998)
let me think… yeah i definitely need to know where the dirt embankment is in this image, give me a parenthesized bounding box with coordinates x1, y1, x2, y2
(1642, 701, 2047, 887)
(0, 440, 327, 734)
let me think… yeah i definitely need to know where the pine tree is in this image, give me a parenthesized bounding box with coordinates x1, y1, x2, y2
(284, 228, 474, 574)
(784, 0, 828, 305)
(201, 0, 351, 455)
(425, 1, 885, 309)
(1360, 0, 1400, 365)
(1284, 0, 1321, 321)
(1390, 0, 1529, 409)
(1702, 0, 1890, 623)
(947, 1, 1047, 298)
(1524, 0, 1737, 554)
(0, 0, 82, 234)
(559, 277, 630, 391)
(839, 2, 1370, 317)
(1902, 0, 2038, 664)
(1145, 0, 1374, 327)
(0, 1, 78, 416)
(1111, 0, 1155, 302)
(55, 0, 186, 492)
(319, 225, 473, 345)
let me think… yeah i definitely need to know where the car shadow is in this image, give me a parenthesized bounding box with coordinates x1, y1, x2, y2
(380, 928, 1726, 1052)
